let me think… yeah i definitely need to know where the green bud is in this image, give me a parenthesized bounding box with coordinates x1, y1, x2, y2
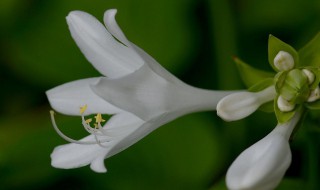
(278, 69, 310, 104)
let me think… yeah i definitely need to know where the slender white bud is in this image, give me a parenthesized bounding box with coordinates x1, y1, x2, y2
(217, 86, 276, 121)
(277, 95, 295, 112)
(226, 112, 301, 190)
(274, 51, 294, 71)
(307, 87, 320, 102)
(302, 69, 315, 85)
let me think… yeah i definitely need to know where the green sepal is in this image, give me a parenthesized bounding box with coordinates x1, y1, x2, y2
(268, 35, 299, 72)
(274, 71, 288, 94)
(298, 32, 320, 67)
(274, 95, 297, 124)
(248, 78, 274, 92)
(305, 100, 320, 110)
(234, 57, 274, 88)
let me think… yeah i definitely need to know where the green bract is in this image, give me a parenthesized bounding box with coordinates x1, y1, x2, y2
(268, 35, 299, 72)
(235, 32, 320, 123)
(299, 33, 320, 67)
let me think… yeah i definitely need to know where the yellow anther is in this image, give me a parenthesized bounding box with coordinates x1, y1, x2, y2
(85, 118, 92, 124)
(80, 105, 88, 115)
(95, 113, 105, 123)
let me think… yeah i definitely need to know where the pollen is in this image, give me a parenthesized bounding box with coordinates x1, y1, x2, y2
(80, 105, 88, 114)
(95, 113, 105, 123)
(85, 118, 92, 124)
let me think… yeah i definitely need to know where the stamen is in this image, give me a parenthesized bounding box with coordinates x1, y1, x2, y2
(80, 104, 88, 114)
(50, 110, 111, 145)
(95, 113, 106, 123)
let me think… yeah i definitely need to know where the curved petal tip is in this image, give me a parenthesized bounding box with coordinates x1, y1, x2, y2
(104, 9, 117, 17)
(90, 156, 107, 173)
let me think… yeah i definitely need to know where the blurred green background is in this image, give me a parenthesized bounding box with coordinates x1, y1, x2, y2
(0, 0, 319, 189)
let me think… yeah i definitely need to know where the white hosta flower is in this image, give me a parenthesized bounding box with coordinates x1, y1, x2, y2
(226, 112, 301, 190)
(47, 9, 232, 173)
(217, 86, 276, 121)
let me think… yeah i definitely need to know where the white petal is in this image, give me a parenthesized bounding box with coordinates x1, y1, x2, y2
(130, 43, 182, 84)
(217, 86, 276, 121)
(67, 11, 143, 78)
(90, 155, 107, 173)
(103, 9, 130, 47)
(91, 64, 174, 121)
(92, 64, 232, 121)
(46, 78, 121, 115)
(51, 134, 107, 171)
(103, 9, 184, 85)
(226, 135, 291, 190)
(51, 113, 145, 172)
(226, 112, 301, 190)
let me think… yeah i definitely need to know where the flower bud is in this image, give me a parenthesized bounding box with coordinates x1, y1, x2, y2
(277, 95, 295, 112)
(217, 86, 275, 121)
(274, 51, 294, 71)
(307, 86, 320, 102)
(279, 69, 309, 104)
(302, 69, 315, 85)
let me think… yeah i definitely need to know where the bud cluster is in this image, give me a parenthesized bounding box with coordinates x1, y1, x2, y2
(273, 51, 320, 113)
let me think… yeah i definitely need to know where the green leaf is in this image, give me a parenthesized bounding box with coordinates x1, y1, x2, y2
(268, 35, 299, 72)
(274, 95, 297, 124)
(234, 57, 274, 88)
(298, 32, 320, 67)
(248, 78, 274, 92)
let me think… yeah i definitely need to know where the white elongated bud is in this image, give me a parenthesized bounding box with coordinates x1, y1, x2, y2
(274, 51, 294, 71)
(226, 112, 301, 190)
(217, 86, 276, 121)
(307, 86, 320, 102)
(302, 69, 315, 84)
(277, 95, 295, 112)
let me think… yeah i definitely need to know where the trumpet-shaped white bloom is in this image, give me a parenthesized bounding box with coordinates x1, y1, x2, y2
(47, 9, 232, 173)
(217, 86, 276, 121)
(226, 112, 301, 190)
